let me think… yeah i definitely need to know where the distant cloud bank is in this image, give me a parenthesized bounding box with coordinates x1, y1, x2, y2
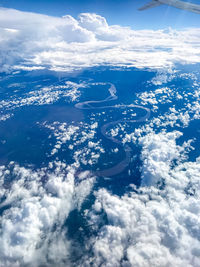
(0, 7, 200, 72)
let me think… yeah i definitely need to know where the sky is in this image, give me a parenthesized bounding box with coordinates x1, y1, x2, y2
(1, 0, 200, 29)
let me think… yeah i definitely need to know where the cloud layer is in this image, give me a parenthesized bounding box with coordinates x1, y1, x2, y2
(0, 162, 95, 266)
(86, 131, 200, 267)
(0, 8, 200, 72)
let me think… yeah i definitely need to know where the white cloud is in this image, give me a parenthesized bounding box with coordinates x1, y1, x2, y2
(44, 122, 79, 155)
(0, 80, 86, 114)
(78, 13, 108, 32)
(86, 131, 200, 267)
(122, 70, 200, 144)
(139, 131, 184, 186)
(0, 161, 95, 266)
(43, 120, 105, 168)
(0, 8, 200, 72)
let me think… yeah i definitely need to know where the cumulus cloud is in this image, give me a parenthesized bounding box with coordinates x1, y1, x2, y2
(86, 131, 200, 267)
(0, 80, 86, 114)
(139, 131, 183, 186)
(0, 8, 200, 72)
(78, 13, 108, 32)
(0, 161, 95, 266)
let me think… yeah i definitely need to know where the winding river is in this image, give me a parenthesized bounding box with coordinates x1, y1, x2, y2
(75, 82, 150, 177)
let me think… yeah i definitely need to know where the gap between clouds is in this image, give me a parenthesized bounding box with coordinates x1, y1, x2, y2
(0, 8, 200, 72)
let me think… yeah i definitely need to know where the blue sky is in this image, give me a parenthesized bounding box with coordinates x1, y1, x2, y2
(1, 0, 200, 29)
